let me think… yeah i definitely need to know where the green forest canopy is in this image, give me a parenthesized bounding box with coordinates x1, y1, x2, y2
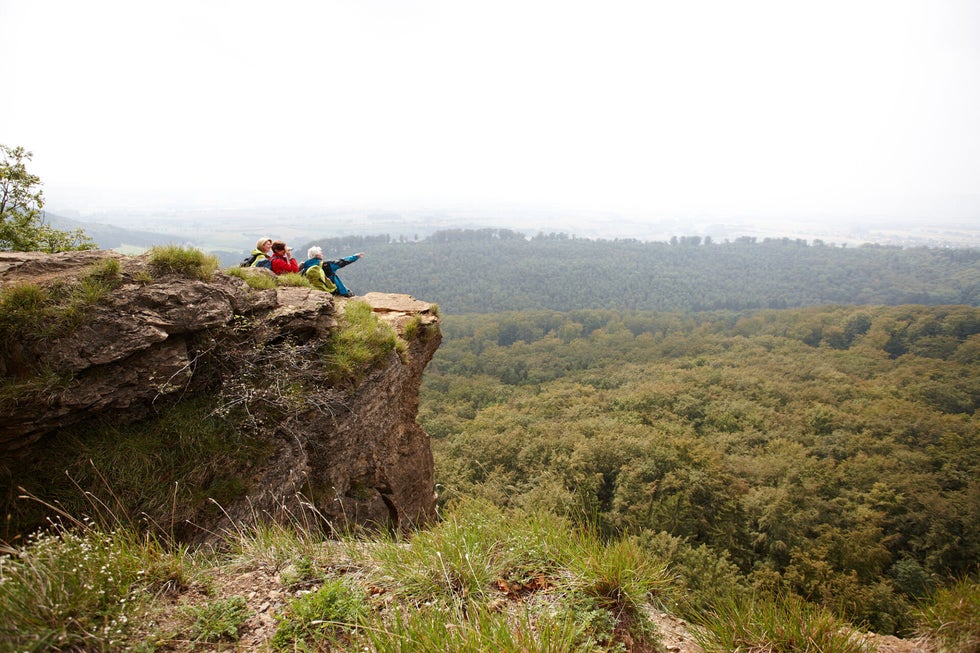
(420, 304, 980, 634)
(304, 229, 980, 313)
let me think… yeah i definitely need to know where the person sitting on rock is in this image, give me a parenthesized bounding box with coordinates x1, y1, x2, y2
(269, 240, 299, 275)
(246, 237, 273, 267)
(302, 246, 362, 297)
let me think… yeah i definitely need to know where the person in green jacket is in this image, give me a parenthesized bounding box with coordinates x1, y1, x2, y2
(247, 237, 273, 267)
(305, 258, 338, 293)
(302, 246, 362, 296)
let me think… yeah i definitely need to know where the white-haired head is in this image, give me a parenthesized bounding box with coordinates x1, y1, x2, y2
(307, 246, 323, 259)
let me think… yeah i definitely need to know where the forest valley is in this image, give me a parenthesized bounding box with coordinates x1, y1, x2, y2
(419, 304, 979, 635)
(2, 234, 978, 649)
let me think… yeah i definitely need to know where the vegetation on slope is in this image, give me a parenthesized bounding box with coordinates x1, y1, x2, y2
(8, 499, 954, 653)
(3, 237, 979, 649)
(421, 304, 980, 634)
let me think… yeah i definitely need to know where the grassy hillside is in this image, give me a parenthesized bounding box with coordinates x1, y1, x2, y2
(3, 500, 975, 652)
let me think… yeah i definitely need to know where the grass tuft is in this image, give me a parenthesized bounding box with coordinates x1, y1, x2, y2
(271, 577, 367, 650)
(363, 604, 600, 652)
(148, 245, 219, 280)
(275, 272, 312, 287)
(186, 595, 249, 643)
(915, 575, 980, 653)
(225, 265, 278, 289)
(692, 592, 872, 653)
(322, 300, 401, 384)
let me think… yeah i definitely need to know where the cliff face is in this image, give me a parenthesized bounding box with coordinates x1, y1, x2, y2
(0, 251, 440, 538)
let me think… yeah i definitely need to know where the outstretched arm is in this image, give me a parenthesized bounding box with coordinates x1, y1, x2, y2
(330, 252, 363, 270)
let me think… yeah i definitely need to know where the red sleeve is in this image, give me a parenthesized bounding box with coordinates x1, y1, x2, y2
(271, 256, 299, 275)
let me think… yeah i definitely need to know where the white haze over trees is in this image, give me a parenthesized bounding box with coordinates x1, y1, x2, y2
(1, 0, 978, 243)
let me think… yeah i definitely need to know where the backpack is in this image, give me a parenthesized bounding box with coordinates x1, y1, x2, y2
(305, 262, 337, 292)
(240, 253, 272, 269)
(298, 259, 317, 275)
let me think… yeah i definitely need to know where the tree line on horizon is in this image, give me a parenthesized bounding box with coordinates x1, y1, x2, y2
(305, 229, 980, 314)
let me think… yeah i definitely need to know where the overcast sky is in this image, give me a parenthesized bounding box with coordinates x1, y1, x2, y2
(2, 0, 978, 222)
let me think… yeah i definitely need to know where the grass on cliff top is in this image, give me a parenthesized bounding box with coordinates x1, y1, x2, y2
(224, 268, 314, 289)
(0, 257, 123, 386)
(3, 499, 961, 652)
(322, 299, 405, 384)
(0, 256, 122, 340)
(147, 245, 219, 281)
(224, 264, 279, 289)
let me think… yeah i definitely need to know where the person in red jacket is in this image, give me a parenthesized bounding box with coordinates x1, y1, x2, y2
(269, 241, 299, 275)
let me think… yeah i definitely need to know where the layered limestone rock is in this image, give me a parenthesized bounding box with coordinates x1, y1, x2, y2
(0, 251, 440, 537)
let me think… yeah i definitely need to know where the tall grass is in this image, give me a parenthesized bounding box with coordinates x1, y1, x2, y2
(691, 592, 873, 653)
(371, 500, 508, 608)
(0, 523, 188, 652)
(362, 604, 601, 653)
(1, 497, 915, 652)
(364, 499, 665, 651)
(5, 396, 273, 539)
(915, 575, 980, 653)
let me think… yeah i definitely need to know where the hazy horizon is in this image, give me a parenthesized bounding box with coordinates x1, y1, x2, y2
(4, 1, 979, 233)
(45, 201, 980, 251)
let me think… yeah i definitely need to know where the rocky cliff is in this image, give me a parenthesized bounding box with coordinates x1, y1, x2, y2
(0, 250, 440, 540)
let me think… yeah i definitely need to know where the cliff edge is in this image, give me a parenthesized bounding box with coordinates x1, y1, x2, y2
(0, 250, 440, 540)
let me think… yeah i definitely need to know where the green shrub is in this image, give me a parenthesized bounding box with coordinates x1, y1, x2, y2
(186, 595, 249, 643)
(148, 244, 219, 280)
(916, 576, 980, 653)
(271, 577, 366, 650)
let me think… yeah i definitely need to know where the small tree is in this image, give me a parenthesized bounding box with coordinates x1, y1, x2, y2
(0, 144, 95, 252)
